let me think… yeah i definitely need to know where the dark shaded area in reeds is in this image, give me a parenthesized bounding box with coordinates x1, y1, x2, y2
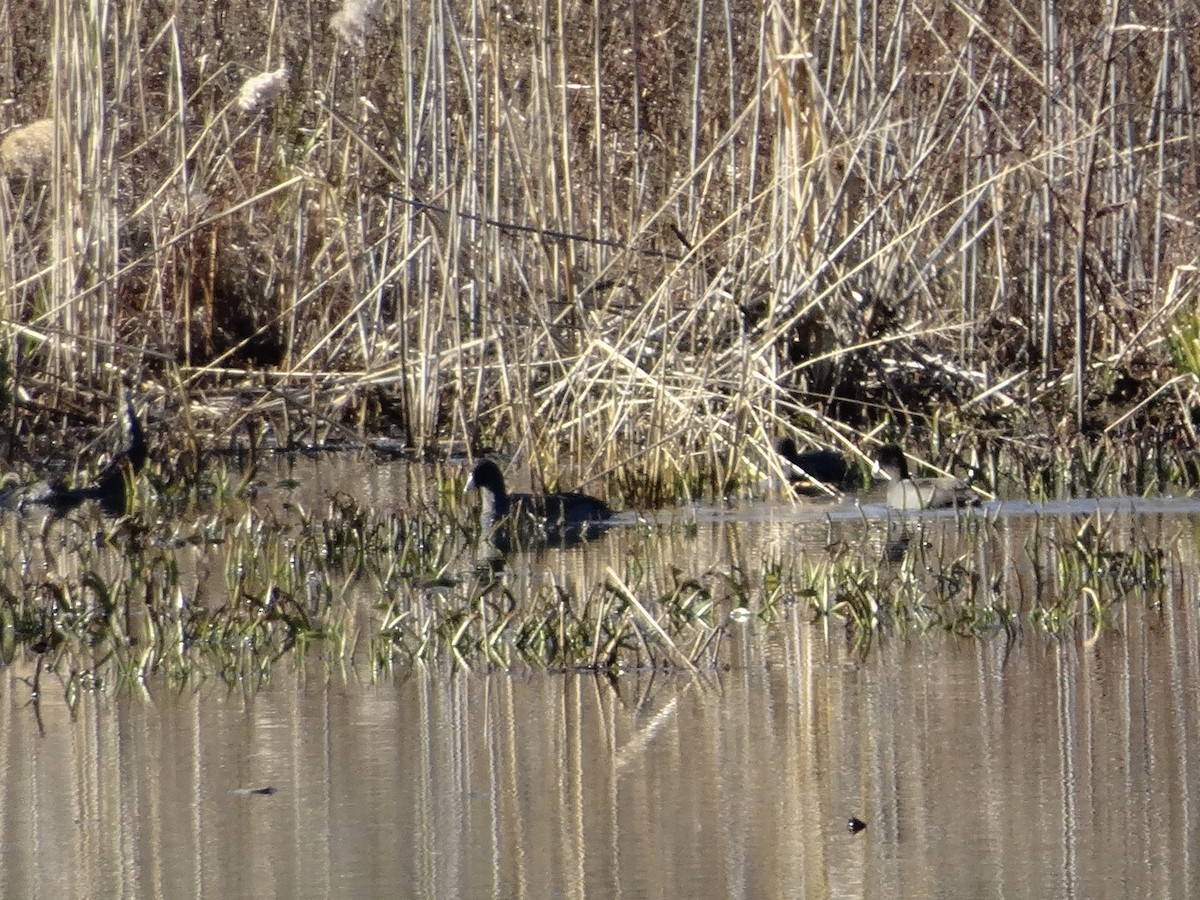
(3, 1, 1200, 498)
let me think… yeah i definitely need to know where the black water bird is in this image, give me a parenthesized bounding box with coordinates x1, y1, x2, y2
(0, 389, 147, 515)
(465, 459, 613, 546)
(773, 437, 850, 488)
(876, 444, 978, 510)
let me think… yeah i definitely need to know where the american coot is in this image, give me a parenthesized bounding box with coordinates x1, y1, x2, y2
(876, 444, 979, 510)
(773, 437, 850, 488)
(0, 389, 146, 515)
(465, 459, 614, 544)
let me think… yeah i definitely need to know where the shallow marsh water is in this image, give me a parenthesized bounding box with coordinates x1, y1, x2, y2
(2, 455, 1200, 897)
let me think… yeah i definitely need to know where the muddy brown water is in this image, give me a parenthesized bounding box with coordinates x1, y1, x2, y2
(2, 455, 1200, 898)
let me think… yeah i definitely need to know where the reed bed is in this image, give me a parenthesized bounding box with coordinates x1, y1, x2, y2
(1, 1, 1199, 500)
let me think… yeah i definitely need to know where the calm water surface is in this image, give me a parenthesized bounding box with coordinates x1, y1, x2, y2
(2, 456, 1199, 898)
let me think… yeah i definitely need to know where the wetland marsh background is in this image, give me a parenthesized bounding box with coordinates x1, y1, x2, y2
(5, 0, 1200, 895)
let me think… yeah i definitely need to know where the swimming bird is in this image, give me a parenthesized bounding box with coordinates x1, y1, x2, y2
(773, 436, 850, 488)
(0, 389, 147, 514)
(876, 444, 979, 510)
(465, 459, 613, 545)
(90, 389, 147, 501)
